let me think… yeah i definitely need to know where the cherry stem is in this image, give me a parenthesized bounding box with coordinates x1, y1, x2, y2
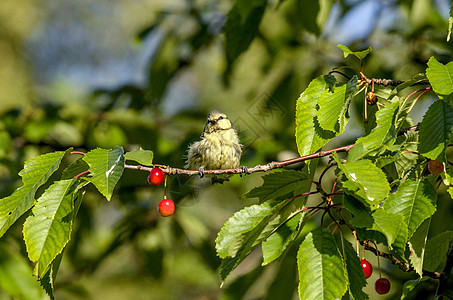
(163, 173, 167, 199)
(71, 151, 86, 156)
(373, 240, 382, 278)
(74, 170, 90, 179)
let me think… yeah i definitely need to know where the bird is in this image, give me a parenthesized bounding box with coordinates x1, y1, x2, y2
(186, 110, 243, 184)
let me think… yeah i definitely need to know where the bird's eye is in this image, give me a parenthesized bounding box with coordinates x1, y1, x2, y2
(218, 115, 224, 120)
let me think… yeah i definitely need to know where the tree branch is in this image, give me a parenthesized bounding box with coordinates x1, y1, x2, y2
(124, 144, 355, 175)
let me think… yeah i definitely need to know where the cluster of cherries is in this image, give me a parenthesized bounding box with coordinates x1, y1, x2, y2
(148, 167, 175, 217)
(361, 259, 391, 295)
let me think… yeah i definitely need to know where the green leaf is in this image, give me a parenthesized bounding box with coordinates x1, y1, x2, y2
(408, 218, 430, 276)
(418, 100, 453, 161)
(343, 239, 369, 300)
(348, 101, 399, 161)
(401, 277, 429, 299)
(317, 76, 357, 133)
(391, 222, 409, 262)
(39, 250, 64, 300)
(0, 150, 68, 238)
(384, 178, 436, 240)
(23, 179, 77, 278)
(61, 157, 89, 180)
(224, 2, 265, 70)
(245, 169, 311, 203)
(124, 148, 154, 166)
(423, 231, 453, 272)
(297, 228, 347, 300)
(426, 57, 453, 95)
(216, 201, 284, 280)
(335, 156, 390, 203)
(265, 246, 298, 300)
(83, 146, 125, 201)
(350, 209, 406, 247)
(296, 75, 336, 156)
(337, 45, 371, 60)
(262, 212, 306, 265)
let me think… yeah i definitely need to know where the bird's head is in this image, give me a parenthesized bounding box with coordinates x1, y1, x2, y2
(203, 110, 233, 134)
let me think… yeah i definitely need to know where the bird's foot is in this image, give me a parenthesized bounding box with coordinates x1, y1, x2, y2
(240, 166, 248, 177)
(198, 167, 205, 178)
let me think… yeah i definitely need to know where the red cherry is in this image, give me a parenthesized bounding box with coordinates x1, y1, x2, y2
(158, 199, 175, 217)
(148, 168, 165, 186)
(361, 259, 373, 279)
(428, 160, 444, 175)
(375, 278, 390, 295)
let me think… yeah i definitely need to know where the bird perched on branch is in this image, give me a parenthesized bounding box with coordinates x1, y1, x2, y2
(186, 110, 243, 184)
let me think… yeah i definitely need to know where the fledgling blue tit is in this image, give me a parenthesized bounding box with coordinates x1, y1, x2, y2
(186, 110, 242, 184)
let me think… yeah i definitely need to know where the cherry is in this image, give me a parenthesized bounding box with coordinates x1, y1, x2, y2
(361, 259, 373, 279)
(148, 167, 165, 186)
(158, 198, 175, 217)
(375, 278, 390, 295)
(428, 160, 444, 175)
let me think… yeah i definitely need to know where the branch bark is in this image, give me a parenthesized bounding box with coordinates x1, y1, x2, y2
(124, 144, 355, 175)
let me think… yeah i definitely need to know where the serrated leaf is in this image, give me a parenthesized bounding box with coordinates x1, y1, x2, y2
(408, 218, 430, 276)
(83, 146, 124, 201)
(124, 148, 154, 166)
(265, 247, 298, 300)
(337, 44, 371, 60)
(216, 201, 286, 280)
(245, 169, 311, 203)
(216, 203, 274, 259)
(423, 231, 453, 272)
(426, 57, 453, 95)
(317, 76, 357, 133)
(335, 156, 390, 203)
(391, 222, 409, 262)
(384, 178, 436, 240)
(61, 157, 89, 180)
(0, 150, 68, 238)
(418, 100, 453, 161)
(350, 209, 405, 247)
(296, 75, 336, 157)
(23, 179, 76, 278)
(297, 228, 347, 300)
(348, 101, 399, 161)
(39, 250, 65, 300)
(262, 212, 306, 265)
(343, 239, 369, 300)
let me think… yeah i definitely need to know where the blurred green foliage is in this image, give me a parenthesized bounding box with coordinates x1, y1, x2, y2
(0, 0, 452, 299)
